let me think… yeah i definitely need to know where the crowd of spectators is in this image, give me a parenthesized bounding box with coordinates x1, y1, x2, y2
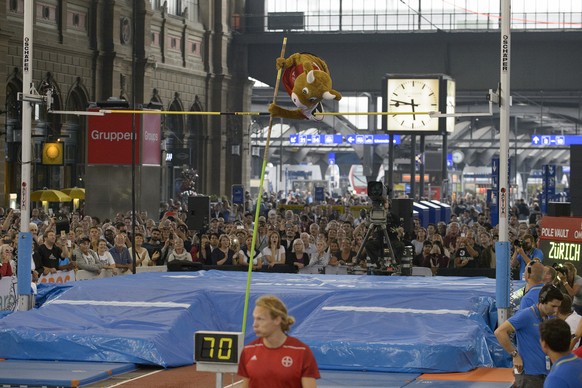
(0, 191, 581, 384)
(0, 192, 563, 281)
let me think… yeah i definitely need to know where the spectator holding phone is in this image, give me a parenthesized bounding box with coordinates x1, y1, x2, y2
(454, 231, 480, 268)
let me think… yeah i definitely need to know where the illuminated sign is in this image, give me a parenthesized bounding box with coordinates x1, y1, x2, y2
(539, 216, 582, 272)
(547, 241, 581, 262)
(288, 134, 401, 145)
(531, 135, 582, 146)
(289, 134, 342, 145)
(345, 134, 401, 145)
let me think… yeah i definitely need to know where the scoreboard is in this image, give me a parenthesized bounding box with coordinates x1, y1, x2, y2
(539, 216, 582, 272)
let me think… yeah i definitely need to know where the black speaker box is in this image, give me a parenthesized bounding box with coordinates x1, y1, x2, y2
(547, 202, 571, 217)
(187, 196, 210, 231)
(571, 145, 582, 216)
(391, 198, 414, 237)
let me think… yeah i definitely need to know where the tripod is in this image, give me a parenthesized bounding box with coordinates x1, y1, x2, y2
(354, 208, 396, 272)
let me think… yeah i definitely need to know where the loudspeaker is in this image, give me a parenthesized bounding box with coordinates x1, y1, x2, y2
(571, 145, 582, 216)
(547, 202, 571, 217)
(267, 12, 304, 30)
(391, 198, 414, 237)
(187, 196, 210, 231)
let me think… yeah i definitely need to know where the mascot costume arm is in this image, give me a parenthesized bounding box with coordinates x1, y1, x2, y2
(268, 53, 342, 121)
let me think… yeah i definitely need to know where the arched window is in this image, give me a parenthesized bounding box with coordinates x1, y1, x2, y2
(64, 78, 90, 185)
(186, 95, 203, 142)
(166, 92, 184, 148)
(37, 72, 62, 140)
(6, 68, 22, 123)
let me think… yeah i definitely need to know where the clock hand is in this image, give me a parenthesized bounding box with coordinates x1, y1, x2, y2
(390, 99, 419, 107)
(411, 98, 416, 120)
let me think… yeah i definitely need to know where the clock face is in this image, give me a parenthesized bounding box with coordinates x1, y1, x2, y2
(387, 78, 440, 132)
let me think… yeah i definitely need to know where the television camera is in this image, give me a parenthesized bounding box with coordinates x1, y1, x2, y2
(353, 181, 399, 273)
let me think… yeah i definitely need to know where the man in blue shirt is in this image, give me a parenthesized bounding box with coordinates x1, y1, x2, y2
(109, 233, 132, 274)
(511, 234, 544, 280)
(495, 284, 564, 388)
(519, 260, 545, 310)
(540, 318, 582, 388)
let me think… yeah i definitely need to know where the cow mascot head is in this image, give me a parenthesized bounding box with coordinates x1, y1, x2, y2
(268, 53, 342, 121)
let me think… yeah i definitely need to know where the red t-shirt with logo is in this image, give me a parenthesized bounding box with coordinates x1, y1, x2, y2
(238, 336, 320, 388)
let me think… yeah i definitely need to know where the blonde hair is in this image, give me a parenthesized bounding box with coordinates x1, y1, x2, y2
(256, 295, 295, 333)
(0, 244, 12, 255)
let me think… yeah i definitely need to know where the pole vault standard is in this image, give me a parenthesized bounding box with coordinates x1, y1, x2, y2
(16, 0, 35, 311)
(495, 0, 512, 325)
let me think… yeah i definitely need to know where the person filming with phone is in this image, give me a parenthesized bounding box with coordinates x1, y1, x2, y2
(453, 231, 480, 269)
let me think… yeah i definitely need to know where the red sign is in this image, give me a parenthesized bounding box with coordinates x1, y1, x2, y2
(87, 111, 141, 164)
(141, 113, 161, 165)
(539, 216, 582, 243)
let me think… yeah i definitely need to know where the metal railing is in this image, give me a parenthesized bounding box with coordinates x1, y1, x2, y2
(238, 11, 582, 33)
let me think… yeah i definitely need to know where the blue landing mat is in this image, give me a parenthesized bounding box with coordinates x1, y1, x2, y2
(0, 271, 510, 371)
(319, 370, 420, 387)
(405, 381, 512, 387)
(0, 360, 136, 387)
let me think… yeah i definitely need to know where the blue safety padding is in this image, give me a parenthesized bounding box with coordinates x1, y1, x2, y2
(405, 381, 512, 387)
(319, 370, 420, 387)
(0, 272, 510, 371)
(0, 360, 136, 387)
(495, 241, 511, 308)
(35, 282, 74, 307)
(17, 232, 32, 295)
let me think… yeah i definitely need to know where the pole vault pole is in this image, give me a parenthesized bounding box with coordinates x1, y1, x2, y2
(241, 37, 287, 335)
(496, 0, 512, 325)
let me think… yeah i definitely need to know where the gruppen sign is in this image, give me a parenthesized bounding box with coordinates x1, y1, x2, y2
(87, 110, 161, 165)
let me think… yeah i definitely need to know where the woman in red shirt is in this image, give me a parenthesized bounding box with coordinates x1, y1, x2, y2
(0, 244, 15, 277)
(238, 295, 320, 388)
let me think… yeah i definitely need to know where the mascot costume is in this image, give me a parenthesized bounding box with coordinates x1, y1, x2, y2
(269, 53, 342, 121)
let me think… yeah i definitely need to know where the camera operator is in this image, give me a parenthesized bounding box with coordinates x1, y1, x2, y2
(511, 234, 544, 280)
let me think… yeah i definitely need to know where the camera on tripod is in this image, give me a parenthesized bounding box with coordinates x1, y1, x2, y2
(367, 181, 390, 224)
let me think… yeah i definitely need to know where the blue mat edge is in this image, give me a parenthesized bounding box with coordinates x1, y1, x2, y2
(0, 360, 137, 387)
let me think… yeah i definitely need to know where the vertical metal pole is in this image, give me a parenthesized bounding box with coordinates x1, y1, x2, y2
(419, 135, 425, 198)
(20, 0, 33, 231)
(388, 134, 394, 197)
(18, 0, 35, 311)
(131, 0, 137, 274)
(496, 0, 511, 325)
(410, 135, 416, 199)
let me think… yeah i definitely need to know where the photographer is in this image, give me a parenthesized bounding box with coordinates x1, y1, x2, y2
(558, 262, 582, 316)
(511, 234, 544, 280)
